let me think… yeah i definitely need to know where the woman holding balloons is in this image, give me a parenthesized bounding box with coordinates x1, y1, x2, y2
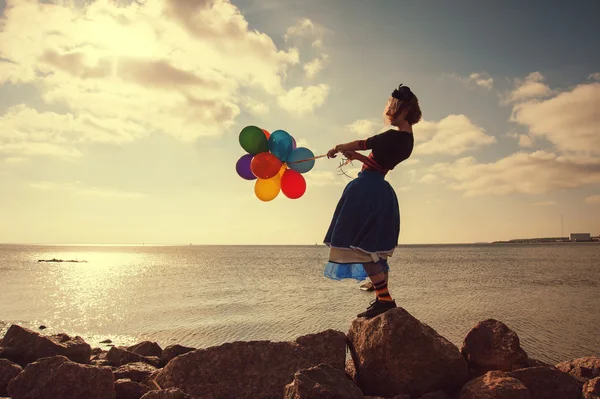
(324, 84, 422, 319)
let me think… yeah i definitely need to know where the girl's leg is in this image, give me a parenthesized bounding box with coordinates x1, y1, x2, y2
(362, 261, 393, 303)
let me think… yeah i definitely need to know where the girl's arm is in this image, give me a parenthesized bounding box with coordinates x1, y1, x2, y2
(327, 140, 365, 158)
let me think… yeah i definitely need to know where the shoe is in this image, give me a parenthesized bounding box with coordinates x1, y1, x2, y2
(357, 299, 397, 318)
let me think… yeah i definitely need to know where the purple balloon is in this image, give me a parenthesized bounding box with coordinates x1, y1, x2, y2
(236, 154, 256, 180)
(291, 136, 297, 150)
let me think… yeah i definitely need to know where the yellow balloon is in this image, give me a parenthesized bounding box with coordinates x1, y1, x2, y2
(278, 164, 287, 178)
(255, 174, 281, 202)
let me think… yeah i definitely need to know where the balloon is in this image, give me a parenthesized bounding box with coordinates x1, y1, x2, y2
(291, 136, 297, 150)
(235, 154, 256, 180)
(262, 129, 271, 140)
(255, 174, 281, 202)
(278, 164, 287, 178)
(268, 130, 294, 162)
(281, 169, 306, 199)
(251, 152, 283, 179)
(239, 126, 269, 155)
(286, 147, 315, 174)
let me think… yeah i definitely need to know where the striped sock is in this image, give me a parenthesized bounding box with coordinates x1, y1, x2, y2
(368, 271, 393, 302)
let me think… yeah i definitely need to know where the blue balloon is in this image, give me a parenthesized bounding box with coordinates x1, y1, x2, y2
(268, 130, 294, 162)
(287, 147, 315, 174)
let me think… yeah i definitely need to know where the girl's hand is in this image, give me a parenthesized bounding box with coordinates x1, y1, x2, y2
(342, 150, 360, 161)
(327, 147, 339, 159)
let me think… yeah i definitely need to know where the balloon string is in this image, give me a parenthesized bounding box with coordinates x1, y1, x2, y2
(286, 154, 327, 165)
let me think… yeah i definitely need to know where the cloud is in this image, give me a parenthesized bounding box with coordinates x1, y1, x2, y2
(278, 84, 330, 115)
(0, 0, 326, 155)
(532, 201, 557, 207)
(243, 97, 270, 116)
(588, 73, 600, 81)
(0, 104, 148, 160)
(29, 181, 144, 198)
(304, 54, 329, 79)
(508, 132, 534, 148)
(584, 195, 600, 204)
(346, 119, 380, 137)
(451, 72, 494, 90)
(285, 18, 329, 79)
(428, 151, 600, 197)
(413, 114, 496, 155)
(419, 174, 440, 184)
(505, 72, 553, 103)
(511, 82, 600, 154)
(285, 18, 325, 47)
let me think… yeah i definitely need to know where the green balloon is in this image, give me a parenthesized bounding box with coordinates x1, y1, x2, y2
(239, 126, 269, 155)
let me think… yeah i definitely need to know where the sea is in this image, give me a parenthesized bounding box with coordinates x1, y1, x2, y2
(1, 243, 599, 365)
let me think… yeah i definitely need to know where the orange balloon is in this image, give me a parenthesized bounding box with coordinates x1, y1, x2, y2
(262, 129, 271, 140)
(255, 174, 281, 202)
(251, 152, 282, 179)
(278, 164, 287, 178)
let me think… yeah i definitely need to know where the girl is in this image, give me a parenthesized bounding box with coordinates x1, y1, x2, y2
(324, 84, 421, 318)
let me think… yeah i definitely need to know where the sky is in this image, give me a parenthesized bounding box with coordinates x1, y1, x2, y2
(0, 0, 599, 245)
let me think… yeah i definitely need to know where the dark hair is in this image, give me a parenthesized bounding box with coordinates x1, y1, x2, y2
(386, 84, 422, 125)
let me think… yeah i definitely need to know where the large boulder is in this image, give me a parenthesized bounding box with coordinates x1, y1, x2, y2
(459, 371, 531, 399)
(0, 358, 22, 395)
(556, 357, 600, 384)
(7, 355, 115, 399)
(583, 377, 600, 399)
(347, 307, 468, 398)
(153, 329, 347, 399)
(461, 319, 528, 376)
(114, 362, 158, 383)
(417, 391, 452, 399)
(1, 325, 91, 366)
(510, 366, 582, 399)
(115, 378, 149, 399)
(140, 388, 192, 399)
(108, 347, 160, 368)
(283, 363, 364, 399)
(127, 342, 162, 358)
(160, 345, 195, 367)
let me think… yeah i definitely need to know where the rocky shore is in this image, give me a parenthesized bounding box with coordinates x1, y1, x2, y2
(0, 307, 598, 399)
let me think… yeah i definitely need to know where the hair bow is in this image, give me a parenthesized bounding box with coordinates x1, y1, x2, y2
(392, 84, 413, 100)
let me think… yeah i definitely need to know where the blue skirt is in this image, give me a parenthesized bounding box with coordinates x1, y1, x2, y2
(323, 169, 400, 281)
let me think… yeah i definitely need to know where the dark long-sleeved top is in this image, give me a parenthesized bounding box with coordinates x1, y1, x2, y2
(358, 129, 414, 174)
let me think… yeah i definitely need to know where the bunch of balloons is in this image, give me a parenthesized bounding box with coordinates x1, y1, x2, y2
(236, 126, 315, 202)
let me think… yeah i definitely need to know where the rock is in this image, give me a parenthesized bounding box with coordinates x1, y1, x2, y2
(127, 342, 162, 358)
(92, 348, 105, 356)
(347, 307, 468, 398)
(101, 339, 113, 344)
(115, 378, 149, 399)
(153, 329, 347, 399)
(0, 359, 22, 396)
(114, 362, 158, 383)
(108, 347, 159, 368)
(283, 363, 364, 399)
(461, 319, 528, 376)
(459, 371, 531, 399)
(510, 366, 582, 399)
(346, 358, 357, 382)
(7, 355, 115, 399)
(417, 391, 452, 399)
(583, 377, 600, 399)
(1, 325, 92, 366)
(39, 325, 47, 330)
(160, 345, 195, 367)
(514, 358, 551, 370)
(140, 388, 192, 399)
(556, 357, 600, 384)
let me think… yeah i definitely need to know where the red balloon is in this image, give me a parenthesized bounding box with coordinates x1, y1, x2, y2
(251, 152, 282, 179)
(281, 169, 306, 199)
(262, 129, 270, 140)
